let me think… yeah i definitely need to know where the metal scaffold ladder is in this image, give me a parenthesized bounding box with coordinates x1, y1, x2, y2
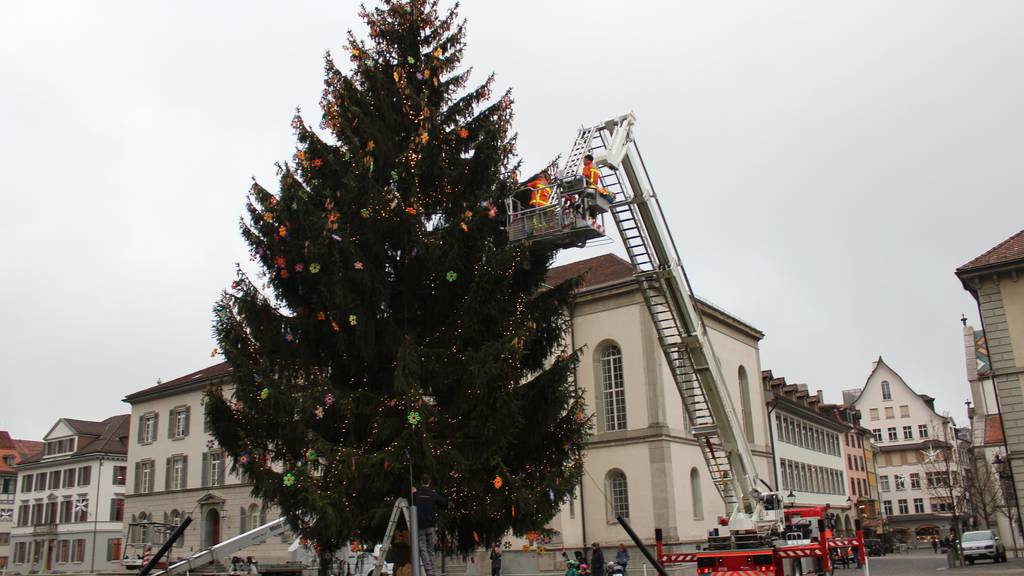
(562, 121, 761, 512)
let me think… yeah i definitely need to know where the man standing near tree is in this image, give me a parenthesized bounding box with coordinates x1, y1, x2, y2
(414, 475, 448, 576)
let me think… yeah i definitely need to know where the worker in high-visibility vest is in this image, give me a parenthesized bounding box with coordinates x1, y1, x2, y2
(581, 154, 614, 200)
(528, 172, 553, 207)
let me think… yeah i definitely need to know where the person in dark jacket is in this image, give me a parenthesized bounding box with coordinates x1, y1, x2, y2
(490, 543, 502, 576)
(413, 475, 448, 576)
(590, 543, 605, 576)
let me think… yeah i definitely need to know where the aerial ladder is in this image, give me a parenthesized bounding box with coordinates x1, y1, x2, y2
(507, 113, 866, 576)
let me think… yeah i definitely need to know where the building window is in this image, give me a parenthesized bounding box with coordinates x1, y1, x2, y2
(170, 407, 191, 439)
(897, 499, 908, 515)
(918, 425, 930, 439)
(872, 429, 882, 442)
(72, 538, 86, 563)
(894, 474, 906, 490)
(600, 346, 627, 432)
(903, 426, 913, 440)
(14, 542, 27, 564)
(73, 496, 88, 522)
(690, 467, 703, 520)
(899, 405, 910, 418)
(869, 408, 879, 421)
(203, 451, 225, 487)
(107, 538, 123, 562)
(44, 438, 76, 457)
(738, 366, 754, 443)
(168, 455, 188, 491)
(62, 468, 74, 488)
(77, 466, 91, 487)
(249, 504, 260, 531)
(913, 498, 925, 514)
(881, 380, 892, 401)
(112, 466, 127, 486)
(30, 502, 42, 525)
(607, 470, 629, 521)
(880, 475, 890, 492)
(887, 427, 898, 442)
(909, 472, 920, 490)
(109, 498, 124, 522)
(926, 471, 948, 489)
(58, 540, 70, 563)
(136, 460, 155, 494)
(21, 476, 31, 493)
(44, 501, 57, 524)
(883, 500, 892, 515)
(884, 407, 894, 419)
(48, 471, 61, 489)
(34, 473, 46, 491)
(139, 413, 158, 444)
(59, 499, 72, 523)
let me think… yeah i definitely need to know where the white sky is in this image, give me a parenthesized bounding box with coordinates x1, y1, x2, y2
(2, 0, 1023, 439)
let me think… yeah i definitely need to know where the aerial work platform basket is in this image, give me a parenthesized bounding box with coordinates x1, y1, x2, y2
(505, 174, 613, 248)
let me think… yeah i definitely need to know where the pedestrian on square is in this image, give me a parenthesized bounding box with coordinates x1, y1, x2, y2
(490, 543, 502, 576)
(615, 544, 629, 571)
(590, 543, 605, 576)
(931, 537, 938, 553)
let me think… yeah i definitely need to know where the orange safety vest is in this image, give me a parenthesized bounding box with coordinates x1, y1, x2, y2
(528, 177, 552, 207)
(582, 161, 601, 188)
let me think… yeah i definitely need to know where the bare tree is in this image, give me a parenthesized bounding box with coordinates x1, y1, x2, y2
(920, 426, 972, 564)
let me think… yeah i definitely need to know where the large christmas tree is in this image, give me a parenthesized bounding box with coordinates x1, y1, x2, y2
(206, 0, 590, 561)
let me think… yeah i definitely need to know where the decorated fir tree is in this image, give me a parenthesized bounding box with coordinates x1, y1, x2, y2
(206, 0, 591, 563)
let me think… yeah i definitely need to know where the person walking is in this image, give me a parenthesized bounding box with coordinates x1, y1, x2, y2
(490, 543, 502, 576)
(590, 543, 605, 576)
(931, 537, 939, 554)
(413, 474, 448, 576)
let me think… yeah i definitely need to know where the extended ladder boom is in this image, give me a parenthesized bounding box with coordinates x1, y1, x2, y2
(152, 518, 288, 576)
(566, 114, 767, 529)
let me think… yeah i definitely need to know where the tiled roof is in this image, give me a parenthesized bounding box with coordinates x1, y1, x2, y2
(545, 254, 634, 290)
(124, 361, 233, 402)
(957, 229, 1024, 274)
(546, 254, 763, 338)
(984, 414, 1004, 445)
(18, 415, 130, 465)
(0, 432, 42, 473)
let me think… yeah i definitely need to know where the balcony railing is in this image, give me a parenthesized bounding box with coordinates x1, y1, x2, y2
(31, 523, 58, 535)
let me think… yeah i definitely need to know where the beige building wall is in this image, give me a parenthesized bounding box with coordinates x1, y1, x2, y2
(124, 371, 291, 564)
(548, 268, 774, 549)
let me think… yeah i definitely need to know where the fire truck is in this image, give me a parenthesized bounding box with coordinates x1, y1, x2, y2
(506, 113, 867, 576)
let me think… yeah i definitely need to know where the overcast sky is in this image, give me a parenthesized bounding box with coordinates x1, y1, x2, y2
(3, 1, 1023, 440)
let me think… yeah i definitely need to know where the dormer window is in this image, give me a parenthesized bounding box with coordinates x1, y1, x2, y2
(44, 438, 76, 457)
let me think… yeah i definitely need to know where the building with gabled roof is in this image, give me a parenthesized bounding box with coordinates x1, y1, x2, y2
(0, 432, 42, 572)
(849, 358, 966, 544)
(8, 415, 129, 574)
(957, 228, 1024, 551)
(761, 371, 855, 531)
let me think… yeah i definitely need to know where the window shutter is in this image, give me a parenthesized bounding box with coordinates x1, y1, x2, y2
(184, 407, 191, 437)
(153, 413, 159, 441)
(109, 499, 116, 521)
(137, 416, 144, 444)
(201, 453, 209, 488)
(133, 462, 141, 494)
(240, 507, 248, 534)
(168, 410, 175, 438)
(165, 458, 172, 491)
(182, 456, 188, 490)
